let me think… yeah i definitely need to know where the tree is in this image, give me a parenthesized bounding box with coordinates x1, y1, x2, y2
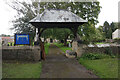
(0, 34, 11, 37)
(110, 22, 119, 33)
(52, 28, 72, 46)
(8, 1, 101, 45)
(78, 23, 96, 43)
(102, 21, 119, 39)
(98, 25, 103, 32)
(110, 22, 115, 32)
(103, 21, 111, 39)
(95, 28, 105, 41)
(41, 29, 53, 42)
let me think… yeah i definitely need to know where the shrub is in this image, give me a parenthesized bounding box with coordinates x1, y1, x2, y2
(105, 48, 113, 55)
(104, 48, 116, 58)
(80, 53, 111, 60)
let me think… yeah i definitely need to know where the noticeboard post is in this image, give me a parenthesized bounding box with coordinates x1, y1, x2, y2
(14, 34, 30, 45)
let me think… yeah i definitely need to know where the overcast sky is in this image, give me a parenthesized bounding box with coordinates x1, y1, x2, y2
(0, 0, 119, 35)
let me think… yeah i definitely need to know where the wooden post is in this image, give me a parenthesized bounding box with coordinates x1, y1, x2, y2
(38, 28, 46, 60)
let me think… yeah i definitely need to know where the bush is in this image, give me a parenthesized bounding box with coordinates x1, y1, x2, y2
(104, 48, 116, 58)
(80, 53, 111, 60)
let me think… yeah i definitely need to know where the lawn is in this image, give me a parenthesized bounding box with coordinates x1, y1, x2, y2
(2, 43, 50, 78)
(2, 61, 42, 78)
(54, 43, 72, 53)
(79, 58, 118, 78)
(95, 42, 105, 44)
(55, 43, 118, 78)
(94, 42, 110, 44)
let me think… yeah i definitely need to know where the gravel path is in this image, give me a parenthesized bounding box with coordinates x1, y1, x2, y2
(40, 44, 98, 78)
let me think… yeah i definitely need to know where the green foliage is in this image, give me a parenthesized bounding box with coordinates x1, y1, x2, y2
(41, 29, 53, 41)
(53, 28, 72, 46)
(95, 42, 106, 44)
(8, 1, 101, 41)
(103, 21, 111, 39)
(105, 48, 116, 58)
(0, 34, 10, 37)
(41, 28, 72, 46)
(54, 43, 72, 53)
(52, 28, 71, 40)
(110, 22, 117, 32)
(44, 43, 50, 55)
(78, 23, 95, 43)
(91, 28, 105, 42)
(101, 21, 119, 39)
(80, 53, 111, 60)
(78, 23, 105, 43)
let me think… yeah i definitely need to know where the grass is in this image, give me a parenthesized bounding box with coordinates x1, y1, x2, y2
(95, 42, 105, 44)
(44, 43, 50, 55)
(94, 42, 108, 44)
(2, 43, 50, 78)
(79, 58, 118, 78)
(54, 43, 72, 53)
(2, 61, 42, 78)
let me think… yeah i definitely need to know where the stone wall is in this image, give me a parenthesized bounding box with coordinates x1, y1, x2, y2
(2, 46, 41, 61)
(83, 46, 120, 55)
(72, 41, 120, 57)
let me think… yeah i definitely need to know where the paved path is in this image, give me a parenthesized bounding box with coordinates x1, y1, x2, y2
(40, 44, 98, 78)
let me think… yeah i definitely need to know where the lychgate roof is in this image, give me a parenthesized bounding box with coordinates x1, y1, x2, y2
(29, 9, 87, 28)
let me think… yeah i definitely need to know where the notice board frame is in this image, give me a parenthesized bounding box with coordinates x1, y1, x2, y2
(14, 33, 30, 45)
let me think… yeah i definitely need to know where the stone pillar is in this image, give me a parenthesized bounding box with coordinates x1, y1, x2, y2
(72, 41, 84, 57)
(72, 41, 78, 51)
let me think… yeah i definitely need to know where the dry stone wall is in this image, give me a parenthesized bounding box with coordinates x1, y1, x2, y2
(2, 46, 41, 61)
(72, 41, 120, 57)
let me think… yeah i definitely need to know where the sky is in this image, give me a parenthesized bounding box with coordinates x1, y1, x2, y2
(0, 0, 119, 35)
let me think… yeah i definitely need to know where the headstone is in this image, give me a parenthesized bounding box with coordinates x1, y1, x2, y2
(68, 42, 71, 47)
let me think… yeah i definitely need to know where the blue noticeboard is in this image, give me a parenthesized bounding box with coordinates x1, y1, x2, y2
(15, 34, 30, 45)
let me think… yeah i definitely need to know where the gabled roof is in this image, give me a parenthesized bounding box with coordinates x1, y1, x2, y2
(30, 9, 87, 22)
(29, 9, 87, 28)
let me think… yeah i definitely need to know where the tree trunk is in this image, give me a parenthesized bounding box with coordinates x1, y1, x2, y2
(64, 35, 69, 46)
(64, 38, 67, 46)
(38, 28, 46, 60)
